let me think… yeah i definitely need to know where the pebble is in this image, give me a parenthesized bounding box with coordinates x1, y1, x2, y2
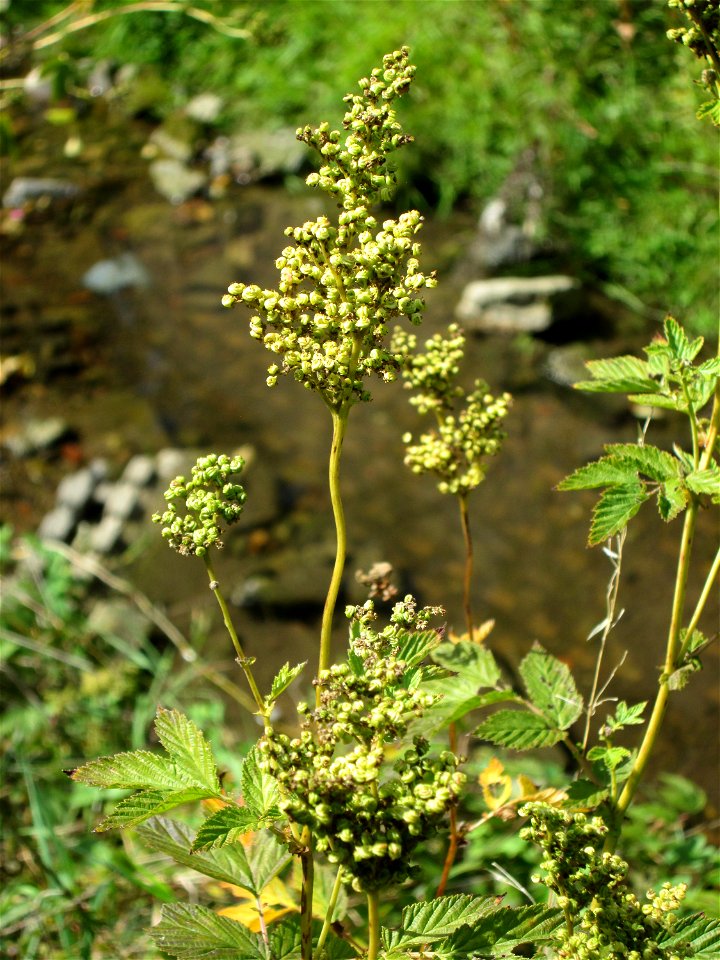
(121, 454, 156, 487)
(88, 515, 125, 554)
(3, 178, 81, 208)
(56, 467, 98, 511)
(2, 417, 69, 457)
(149, 159, 206, 204)
(102, 482, 141, 520)
(82, 253, 150, 295)
(37, 505, 77, 542)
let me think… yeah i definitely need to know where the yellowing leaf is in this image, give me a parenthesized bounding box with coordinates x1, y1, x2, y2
(448, 619, 495, 645)
(479, 757, 512, 810)
(219, 876, 296, 931)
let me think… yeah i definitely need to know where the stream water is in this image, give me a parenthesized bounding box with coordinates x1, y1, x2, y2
(1, 112, 718, 814)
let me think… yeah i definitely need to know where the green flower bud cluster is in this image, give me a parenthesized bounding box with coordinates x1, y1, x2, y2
(260, 601, 464, 892)
(152, 454, 246, 557)
(667, 1, 719, 71)
(403, 381, 512, 495)
(521, 804, 691, 960)
(392, 323, 466, 415)
(222, 48, 437, 410)
(344, 594, 445, 668)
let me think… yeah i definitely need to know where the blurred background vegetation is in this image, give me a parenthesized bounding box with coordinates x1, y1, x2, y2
(1, 2, 718, 957)
(2, 0, 718, 331)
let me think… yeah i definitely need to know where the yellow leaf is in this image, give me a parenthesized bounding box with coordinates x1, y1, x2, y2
(448, 620, 495, 645)
(479, 757, 512, 810)
(219, 876, 298, 931)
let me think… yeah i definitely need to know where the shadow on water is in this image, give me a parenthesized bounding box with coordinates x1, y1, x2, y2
(1, 126, 717, 812)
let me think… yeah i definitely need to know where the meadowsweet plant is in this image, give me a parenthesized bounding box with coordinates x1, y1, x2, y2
(396, 323, 511, 639)
(222, 46, 436, 688)
(72, 28, 720, 960)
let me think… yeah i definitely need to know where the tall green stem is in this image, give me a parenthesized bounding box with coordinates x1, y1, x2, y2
(203, 555, 266, 717)
(458, 492, 474, 638)
(367, 891, 380, 960)
(317, 409, 349, 704)
(316, 866, 344, 954)
(608, 500, 697, 842)
(300, 827, 314, 960)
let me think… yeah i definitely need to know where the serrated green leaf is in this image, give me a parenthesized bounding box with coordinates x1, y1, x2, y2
(664, 316, 702, 363)
(657, 477, 689, 521)
(70, 749, 179, 791)
(445, 905, 564, 955)
(191, 805, 261, 852)
(574, 355, 656, 394)
(698, 356, 720, 377)
(607, 700, 646, 730)
(587, 744, 631, 772)
(270, 918, 356, 960)
(689, 374, 718, 411)
(411, 683, 516, 737)
(476, 710, 562, 749)
(682, 628, 709, 655)
(396, 628, 442, 666)
(137, 816, 257, 888)
(667, 658, 702, 691)
(95, 788, 211, 831)
(603, 444, 679, 482)
(519, 645, 583, 729)
(557, 458, 637, 491)
(627, 391, 681, 411)
(242, 745, 281, 820)
(697, 98, 720, 124)
(563, 779, 609, 810)
(266, 661, 306, 707)
(155, 707, 221, 794)
(657, 912, 720, 955)
(432, 641, 502, 689)
(686, 465, 720, 498)
(588, 481, 648, 545)
(381, 894, 496, 949)
(150, 903, 267, 959)
(245, 829, 292, 894)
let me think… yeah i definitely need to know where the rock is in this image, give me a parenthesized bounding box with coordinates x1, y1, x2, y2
(456, 275, 579, 335)
(149, 128, 193, 163)
(56, 467, 98, 511)
(82, 253, 150, 295)
(38, 505, 77, 542)
(149, 159, 206, 204)
(2, 417, 70, 457)
(102, 482, 141, 520)
(156, 448, 200, 482)
(3, 177, 81, 208)
(543, 344, 591, 387)
(88, 515, 125, 554)
(121, 454, 156, 487)
(185, 92, 223, 124)
(23, 67, 53, 104)
(225, 129, 307, 183)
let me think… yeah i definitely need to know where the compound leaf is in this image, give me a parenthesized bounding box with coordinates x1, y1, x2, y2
(603, 444, 679, 482)
(686, 465, 720, 499)
(519, 645, 583, 729)
(432, 641, 502, 689)
(266, 662, 305, 708)
(137, 816, 256, 888)
(382, 894, 496, 949)
(445, 905, 564, 955)
(242, 745, 282, 820)
(69, 750, 178, 791)
(476, 710, 563, 750)
(95, 788, 211, 832)
(657, 913, 720, 956)
(574, 355, 656, 394)
(557, 458, 637, 491)
(192, 805, 261, 852)
(155, 707, 221, 794)
(150, 903, 267, 960)
(589, 481, 648, 545)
